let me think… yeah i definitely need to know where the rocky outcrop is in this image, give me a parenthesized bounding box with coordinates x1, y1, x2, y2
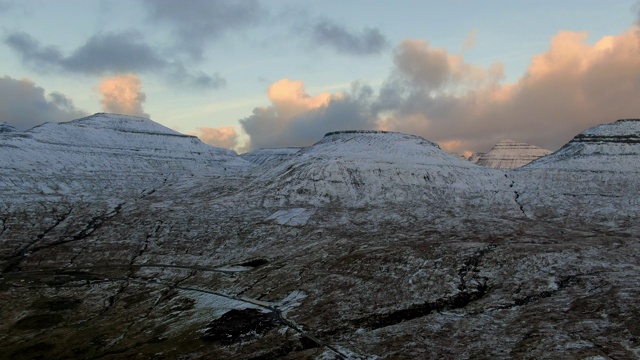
(0, 122, 17, 133)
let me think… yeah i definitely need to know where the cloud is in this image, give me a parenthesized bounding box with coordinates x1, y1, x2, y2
(4, 31, 226, 90)
(0, 0, 13, 13)
(141, 0, 264, 59)
(0, 75, 86, 130)
(194, 127, 239, 149)
(239, 79, 376, 151)
(238, 25, 640, 155)
(99, 74, 149, 118)
(311, 19, 389, 56)
(377, 27, 640, 153)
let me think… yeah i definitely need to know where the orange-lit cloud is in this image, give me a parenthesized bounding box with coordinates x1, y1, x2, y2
(239, 79, 376, 151)
(239, 25, 640, 156)
(266, 79, 334, 119)
(195, 126, 238, 149)
(99, 74, 149, 118)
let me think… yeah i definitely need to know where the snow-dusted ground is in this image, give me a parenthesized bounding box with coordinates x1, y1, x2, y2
(0, 116, 639, 359)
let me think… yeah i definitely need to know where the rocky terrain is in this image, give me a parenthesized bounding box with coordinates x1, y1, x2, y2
(0, 114, 639, 359)
(472, 139, 552, 169)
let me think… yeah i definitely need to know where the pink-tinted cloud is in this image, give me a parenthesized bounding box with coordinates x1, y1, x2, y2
(195, 126, 239, 149)
(99, 74, 149, 118)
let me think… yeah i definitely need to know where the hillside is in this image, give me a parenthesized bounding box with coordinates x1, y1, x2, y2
(0, 116, 638, 359)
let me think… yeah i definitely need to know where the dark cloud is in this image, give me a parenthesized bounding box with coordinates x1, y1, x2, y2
(167, 64, 227, 89)
(62, 32, 166, 74)
(4, 32, 65, 70)
(311, 19, 388, 56)
(0, 75, 86, 130)
(4, 31, 225, 90)
(239, 80, 375, 151)
(141, 0, 264, 59)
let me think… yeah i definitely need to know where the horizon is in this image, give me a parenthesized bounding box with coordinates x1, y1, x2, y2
(1, 0, 640, 155)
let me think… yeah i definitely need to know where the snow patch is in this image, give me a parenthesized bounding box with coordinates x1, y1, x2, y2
(265, 208, 315, 226)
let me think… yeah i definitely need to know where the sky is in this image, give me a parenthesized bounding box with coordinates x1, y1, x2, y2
(1, 0, 639, 156)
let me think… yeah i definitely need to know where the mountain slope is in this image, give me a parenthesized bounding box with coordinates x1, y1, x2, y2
(240, 146, 302, 166)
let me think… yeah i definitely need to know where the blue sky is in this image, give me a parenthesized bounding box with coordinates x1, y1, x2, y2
(1, 0, 639, 154)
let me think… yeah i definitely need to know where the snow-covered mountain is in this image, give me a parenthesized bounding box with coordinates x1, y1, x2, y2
(1, 116, 639, 359)
(474, 139, 552, 169)
(0, 113, 253, 201)
(252, 130, 511, 207)
(512, 119, 640, 223)
(526, 119, 640, 171)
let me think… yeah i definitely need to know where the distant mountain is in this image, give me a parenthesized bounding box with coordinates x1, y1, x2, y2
(474, 139, 552, 169)
(467, 151, 485, 163)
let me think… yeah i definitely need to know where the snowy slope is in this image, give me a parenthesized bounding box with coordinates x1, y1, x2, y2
(252, 130, 511, 206)
(240, 147, 302, 166)
(475, 139, 552, 169)
(0, 113, 254, 200)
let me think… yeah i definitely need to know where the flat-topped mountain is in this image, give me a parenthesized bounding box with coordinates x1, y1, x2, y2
(253, 130, 511, 207)
(474, 139, 552, 169)
(0, 113, 253, 200)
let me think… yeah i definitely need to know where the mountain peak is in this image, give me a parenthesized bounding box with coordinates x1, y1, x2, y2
(64, 113, 186, 137)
